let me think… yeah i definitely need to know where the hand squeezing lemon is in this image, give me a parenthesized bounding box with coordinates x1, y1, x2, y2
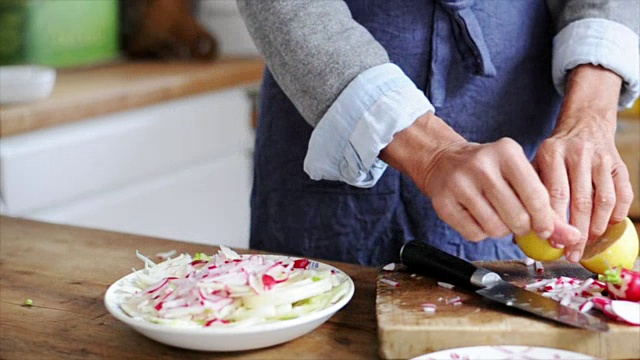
(515, 217, 639, 274)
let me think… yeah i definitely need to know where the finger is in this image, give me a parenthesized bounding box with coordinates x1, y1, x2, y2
(610, 163, 634, 223)
(536, 146, 571, 224)
(503, 154, 554, 239)
(589, 157, 616, 240)
(566, 158, 593, 262)
(548, 215, 581, 247)
(458, 186, 511, 237)
(537, 155, 574, 249)
(484, 176, 531, 237)
(434, 198, 488, 242)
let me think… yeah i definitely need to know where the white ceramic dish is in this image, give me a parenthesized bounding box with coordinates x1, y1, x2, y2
(0, 65, 56, 104)
(411, 345, 598, 360)
(104, 258, 355, 351)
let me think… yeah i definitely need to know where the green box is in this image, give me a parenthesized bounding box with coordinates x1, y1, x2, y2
(0, 0, 120, 68)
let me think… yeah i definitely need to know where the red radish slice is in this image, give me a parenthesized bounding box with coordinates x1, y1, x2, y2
(592, 297, 640, 326)
(292, 258, 310, 269)
(579, 301, 594, 313)
(380, 278, 399, 287)
(421, 303, 437, 313)
(611, 300, 640, 326)
(446, 296, 461, 305)
(438, 281, 455, 289)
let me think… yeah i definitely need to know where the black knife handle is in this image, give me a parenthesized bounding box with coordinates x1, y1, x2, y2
(400, 240, 484, 290)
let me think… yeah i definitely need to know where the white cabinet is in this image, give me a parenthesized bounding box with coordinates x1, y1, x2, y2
(0, 87, 254, 248)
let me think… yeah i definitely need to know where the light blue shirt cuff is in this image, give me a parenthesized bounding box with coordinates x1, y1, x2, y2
(303, 63, 433, 187)
(552, 18, 640, 109)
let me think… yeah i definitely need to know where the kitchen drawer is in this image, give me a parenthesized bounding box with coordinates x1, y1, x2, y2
(0, 88, 252, 214)
(27, 152, 252, 248)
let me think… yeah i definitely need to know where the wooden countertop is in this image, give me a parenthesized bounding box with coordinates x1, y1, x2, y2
(1, 216, 638, 359)
(0, 216, 378, 360)
(0, 57, 265, 138)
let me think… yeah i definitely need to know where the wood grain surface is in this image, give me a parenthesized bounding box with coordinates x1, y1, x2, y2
(0, 216, 378, 360)
(377, 260, 640, 359)
(2, 216, 639, 359)
(0, 57, 264, 138)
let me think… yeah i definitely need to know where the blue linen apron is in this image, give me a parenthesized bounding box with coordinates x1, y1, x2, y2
(250, 0, 562, 266)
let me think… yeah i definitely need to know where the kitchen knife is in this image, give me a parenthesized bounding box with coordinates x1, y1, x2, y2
(399, 240, 609, 332)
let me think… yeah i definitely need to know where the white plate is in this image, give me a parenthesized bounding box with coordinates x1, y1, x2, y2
(411, 346, 598, 360)
(104, 257, 355, 351)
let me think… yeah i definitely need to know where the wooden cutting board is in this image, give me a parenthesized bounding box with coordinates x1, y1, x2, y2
(376, 260, 640, 359)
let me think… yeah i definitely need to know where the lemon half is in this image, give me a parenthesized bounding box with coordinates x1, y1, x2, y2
(515, 231, 564, 261)
(580, 217, 639, 275)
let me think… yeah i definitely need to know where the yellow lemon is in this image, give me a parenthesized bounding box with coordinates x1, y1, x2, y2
(580, 217, 639, 275)
(515, 231, 564, 261)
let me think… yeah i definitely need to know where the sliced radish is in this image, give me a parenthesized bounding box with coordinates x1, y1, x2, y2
(292, 258, 310, 269)
(380, 278, 399, 287)
(592, 297, 640, 326)
(382, 263, 396, 271)
(120, 247, 350, 327)
(437, 281, 455, 290)
(579, 301, 594, 313)
(421, 303, 437, 314)
(611, 300, 640, 326)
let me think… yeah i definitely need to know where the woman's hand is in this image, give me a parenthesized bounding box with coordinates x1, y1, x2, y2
(381, 112, 580, 244)
(419, 137, 556, 241)
(534, 64, 634, 262)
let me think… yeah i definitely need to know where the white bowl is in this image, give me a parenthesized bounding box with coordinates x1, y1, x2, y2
(104, 258, 355, 351)
(0, 65, 56, 104)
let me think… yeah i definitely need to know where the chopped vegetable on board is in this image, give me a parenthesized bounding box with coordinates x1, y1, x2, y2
(421, 303, 437, 313)
(380, 278, 399, 287)
(534, 261, 544, 273)
(524, 275, 639, 326)
(437, 281, 455, 290)
(382, 263, 396, 271)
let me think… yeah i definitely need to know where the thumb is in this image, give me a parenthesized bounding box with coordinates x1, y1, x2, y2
(548, 214, 581, 248)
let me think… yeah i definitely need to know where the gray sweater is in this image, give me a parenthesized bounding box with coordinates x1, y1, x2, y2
(238, 0, 640, 128)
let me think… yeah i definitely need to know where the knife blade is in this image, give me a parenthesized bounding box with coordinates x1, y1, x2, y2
(399, 240, 609, 332)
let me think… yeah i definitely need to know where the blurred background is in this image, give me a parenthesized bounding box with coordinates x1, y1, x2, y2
(0, 0, 263, 249)
(0, 1, 638, 250)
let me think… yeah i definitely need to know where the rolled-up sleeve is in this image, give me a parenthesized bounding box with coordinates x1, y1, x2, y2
(238, 0, 433, 187)
(304, 64, 434, 187)
(547, 0, 640, 108)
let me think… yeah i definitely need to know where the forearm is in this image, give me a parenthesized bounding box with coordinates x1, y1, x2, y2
(554, 64, 621, 135)
(379, 112, 465, 185)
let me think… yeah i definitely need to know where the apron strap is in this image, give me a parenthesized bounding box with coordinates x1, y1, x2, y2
(438, 0, 497, 77)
